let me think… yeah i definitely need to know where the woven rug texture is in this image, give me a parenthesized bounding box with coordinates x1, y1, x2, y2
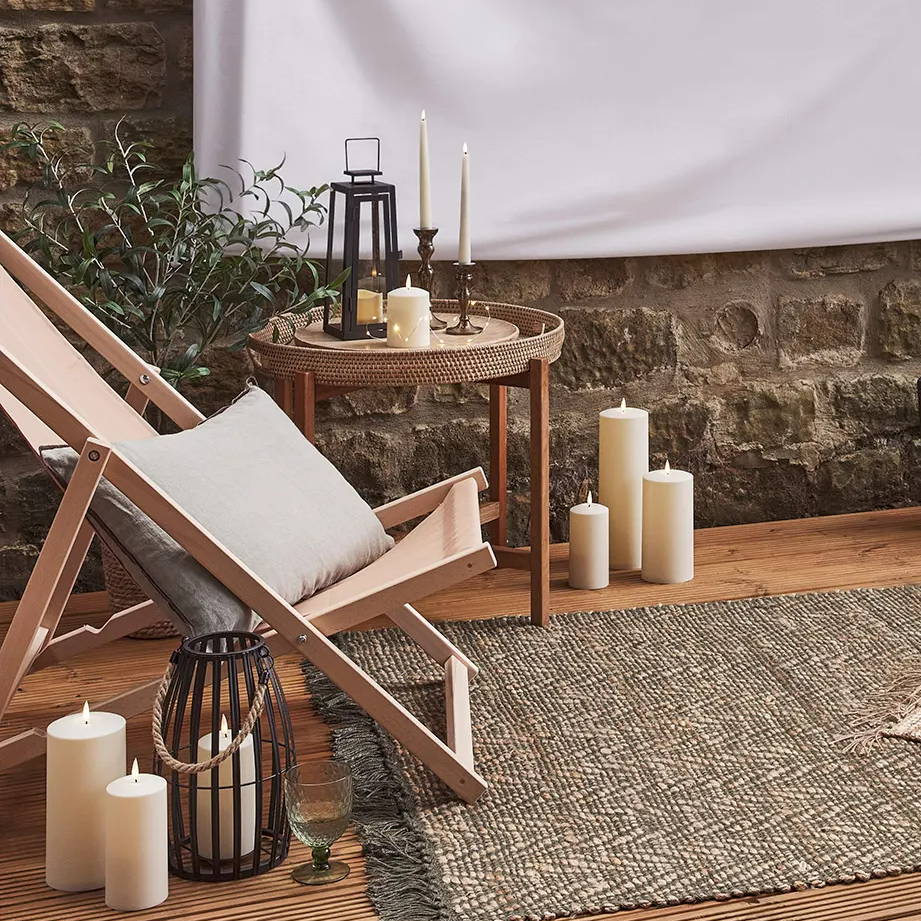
(305, 586, 921, 921)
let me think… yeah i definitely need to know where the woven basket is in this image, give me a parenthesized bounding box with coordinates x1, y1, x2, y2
(247, 300, 564, 387)
(99, 542, 179, 640)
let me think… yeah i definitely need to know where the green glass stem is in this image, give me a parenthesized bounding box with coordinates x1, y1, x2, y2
(311, 845, 331, 872)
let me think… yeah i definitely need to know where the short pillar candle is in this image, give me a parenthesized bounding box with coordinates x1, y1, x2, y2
(568, 492, 610, 590)
(598, 400, 649, 570)
(387, 275, 431, 348)
(105, 759, 168, 912)
(641, 461, 694, 584)
(46, 701, 126, 892)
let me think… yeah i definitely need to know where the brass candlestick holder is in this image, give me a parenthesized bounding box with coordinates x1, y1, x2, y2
(445, 261, 483, 336)
(414, 227, 446, 330)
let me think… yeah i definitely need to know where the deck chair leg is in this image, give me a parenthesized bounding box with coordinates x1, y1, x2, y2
(39, 521, 95, 652)
(0, 439, 110, 724)
(387, 604, 478, 676)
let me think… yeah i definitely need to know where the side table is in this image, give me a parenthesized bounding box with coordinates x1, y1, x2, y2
(248, 301, 565, 627)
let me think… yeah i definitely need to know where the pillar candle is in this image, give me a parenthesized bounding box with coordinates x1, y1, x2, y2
(641, 461, 694, 584)
(458, 143, 471, 264)
(195, 715, 257, 860)
(598, 400, 649, 570)
(387, 275, 431, 348)
(568, 492, 610, 590)
(46, 701, 125, 892)
(105, 759, 168, 912)
(356, 270, 384, 324)
(419, 109, 432, 229)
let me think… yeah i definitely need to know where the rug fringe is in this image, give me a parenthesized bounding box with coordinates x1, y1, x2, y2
(840, 656, 921, 753)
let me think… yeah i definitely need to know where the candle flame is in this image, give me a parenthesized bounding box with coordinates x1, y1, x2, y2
(220, 714, 229, 735)
(420, 108, 426, 122)
(664, 459, 671, 473)
(405, 274, 412, 288)
(131, 758, 139, 781)
(463, 142, 468, 156)
(393, 323, 400, 332)
(82, 700, 90, 723)
(587, 491, 593, 506)
(620, 398, 626, 410)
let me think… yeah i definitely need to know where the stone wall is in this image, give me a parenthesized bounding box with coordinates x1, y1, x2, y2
(1, 2, 920, 600)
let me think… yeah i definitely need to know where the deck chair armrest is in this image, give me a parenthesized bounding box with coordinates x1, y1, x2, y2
(374, 467, 488, 530)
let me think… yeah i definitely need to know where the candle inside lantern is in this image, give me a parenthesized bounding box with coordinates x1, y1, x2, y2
(105, 758, 168, 911)
(46, 701, 126, 892)
(642, 460, 694, 584)
(356, 267, 384, 324)
(419, 109, 432, 229)
(458, 143, 471, 264)
(195, 714, 257, 861)
(599, 399, 649, 570)
(386, 275, 431, 348)
(568, 491, 610, 590)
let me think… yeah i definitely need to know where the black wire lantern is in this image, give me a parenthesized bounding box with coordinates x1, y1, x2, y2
(323, 137, 402, 340)
(152, 632, 295, 882)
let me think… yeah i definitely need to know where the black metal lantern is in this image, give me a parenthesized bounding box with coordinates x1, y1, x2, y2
(152, 632, 295, 882)
(323, 137, 402, 340)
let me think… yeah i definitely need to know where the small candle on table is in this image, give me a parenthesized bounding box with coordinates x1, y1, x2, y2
(599, 399, 649, 570)
(46, 700, 125, 892)
(105, 758, 168, 911)
(419, 109, 432, 229)
(568, 491, 610, 590)
(387, 275, 431, 348)
(458, 142, 471, 264)
(642, 460, 694, 584)
(356, 267, 383, 324)
(195, 713, 257, 861)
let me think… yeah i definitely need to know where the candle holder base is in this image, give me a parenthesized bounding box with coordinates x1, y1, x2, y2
(446, 262, 483, 336)
(413, 227, 446, 330)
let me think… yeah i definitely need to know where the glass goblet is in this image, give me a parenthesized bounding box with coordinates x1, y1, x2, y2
(284, 761, 353, 885)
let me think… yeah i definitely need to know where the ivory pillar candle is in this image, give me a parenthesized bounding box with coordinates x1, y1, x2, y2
(387, 275, 431, 348)
(46, 701, 126, 892)
(568, 492, 610, 590)
(641, 461, 694, 584)
(458, 143, 471, 264)
(195, 715, 257, 860)
(598, 400, 649, 570)
(105, 759, 168, 912)
(419, 109, 432, 229)
(356, 271, 384, 324)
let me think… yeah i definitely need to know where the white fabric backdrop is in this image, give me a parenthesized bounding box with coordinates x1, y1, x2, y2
(195, 0, 921, 260)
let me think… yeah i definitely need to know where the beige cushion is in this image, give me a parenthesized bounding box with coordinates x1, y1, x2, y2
(42, 386, 393, 636)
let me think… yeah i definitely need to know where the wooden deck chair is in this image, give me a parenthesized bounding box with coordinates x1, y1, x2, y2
(0, 230, 495, 802)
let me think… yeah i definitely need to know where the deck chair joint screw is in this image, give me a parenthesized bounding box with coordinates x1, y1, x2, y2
(296, 633, 307, 644)
(139, 373, 151, 384)
(88, 450, 101, 462)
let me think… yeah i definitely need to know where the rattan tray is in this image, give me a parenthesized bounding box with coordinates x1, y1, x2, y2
(248, 300, 564, 388)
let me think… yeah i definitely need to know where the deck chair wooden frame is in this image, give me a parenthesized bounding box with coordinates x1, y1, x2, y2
(0, 231, 495, 802)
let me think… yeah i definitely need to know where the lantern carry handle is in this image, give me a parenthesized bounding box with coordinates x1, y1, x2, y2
(151, 658, 269, 775)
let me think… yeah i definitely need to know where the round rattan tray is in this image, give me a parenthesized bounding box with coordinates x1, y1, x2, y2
(247, 300, 564, 388)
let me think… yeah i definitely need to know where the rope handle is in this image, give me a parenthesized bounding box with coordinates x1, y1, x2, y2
(151, 659, 269, 775)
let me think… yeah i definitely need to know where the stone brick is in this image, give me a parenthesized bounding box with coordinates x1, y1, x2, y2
(815, 445, 908, 515)
(473, 261, 552, 305)
(0, 24, 165, 113)
(823, 373, 918, 436)
(0, 544, 37, 602)
(695, 461, 814, 526)
(177, 24, 192, 80)
(15, 470, 59, 545)
(711, 300, 761, 353)
(555, 306, 677, 391)
(553, 258, 630, 302)
(716, 381, 816, 451)
(321, 387, 417, 420)
(637, 251, 762, 290)
(0, 0, 92, 8)
(785, 243, 900, 278)
(777, 295, 864, 367)
(0, 123, 92, 190)
(879, 280, 921, 360)
(104, 0, 191, 9)
(648, 395, 715, 467)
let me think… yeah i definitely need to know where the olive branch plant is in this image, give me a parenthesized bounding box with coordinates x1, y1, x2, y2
(2, 119, 345, 388)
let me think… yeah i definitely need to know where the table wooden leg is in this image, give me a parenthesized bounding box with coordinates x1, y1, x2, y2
(294, 371, 317, 443)
(489, 383, 508, 546)
(529, 358, 550, 627)
(275, 374, 294, 418)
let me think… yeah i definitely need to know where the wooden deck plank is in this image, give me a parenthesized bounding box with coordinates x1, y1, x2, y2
(4, 506, 921, 920)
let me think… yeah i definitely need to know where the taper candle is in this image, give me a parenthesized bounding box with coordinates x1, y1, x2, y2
(568, 492, 610, 590)
(641, 460, 694, 584)
(598, 399, 649, 570)
(458, 143, 471, 264)
(105, 759, 168, 911)
(419, 109, 432, 229)
(46, 701, 126, 892)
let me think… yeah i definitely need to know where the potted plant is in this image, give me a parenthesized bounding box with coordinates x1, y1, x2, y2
(2, 119, 343, 634)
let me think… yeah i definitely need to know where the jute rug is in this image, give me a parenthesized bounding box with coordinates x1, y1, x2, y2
(305, 586, 921, 921)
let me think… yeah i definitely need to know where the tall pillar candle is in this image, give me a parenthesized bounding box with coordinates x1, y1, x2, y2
(419, 109, 432, 228)
(105, 759, 168, 911)
(598, 400, 649, 570)
(641, 461, 694, 584)
(195, 714, 257, 860)
(46, 701, 126, 891)
(387, 275, 431, 348)
(568, 492, 610, 590)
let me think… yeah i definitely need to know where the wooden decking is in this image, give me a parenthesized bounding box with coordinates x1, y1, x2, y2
(4, 506, 921, 921)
